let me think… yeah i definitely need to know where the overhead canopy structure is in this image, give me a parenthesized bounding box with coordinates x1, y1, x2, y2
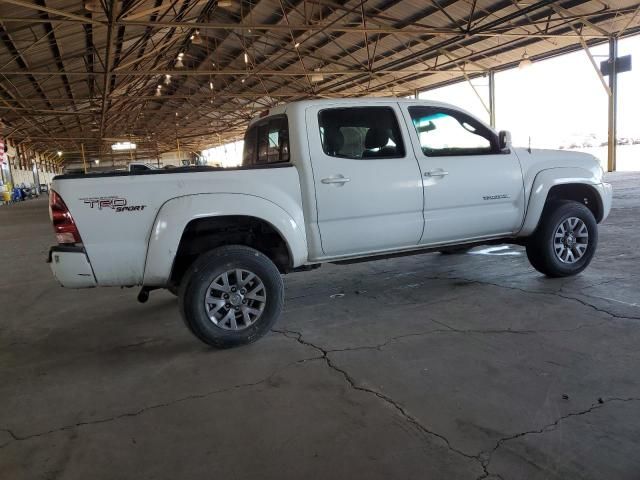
(0, 0, 639, 165)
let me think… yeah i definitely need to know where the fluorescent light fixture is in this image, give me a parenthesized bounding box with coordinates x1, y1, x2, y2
(294, 41, 300, 48)
(164, 74, 171, 85)
(244, 52, 249, 64)
(94, 159, 100, 165)
(57, 151, 62, 156)
(111, 141, 137, 151)
(209, 81, 214, 90)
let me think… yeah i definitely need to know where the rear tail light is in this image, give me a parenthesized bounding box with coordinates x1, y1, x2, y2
(49, 190, 82, 244)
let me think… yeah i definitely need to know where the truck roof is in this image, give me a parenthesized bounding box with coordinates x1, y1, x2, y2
(249, 97, 459, 127)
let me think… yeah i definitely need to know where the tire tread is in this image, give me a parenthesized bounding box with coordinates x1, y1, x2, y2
(178, 245, 284, 348)
(526, 200, 597, 277)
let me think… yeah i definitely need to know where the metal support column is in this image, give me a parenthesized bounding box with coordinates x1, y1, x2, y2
(80, 143, 87, 174)
(5, 143, 14, 187)
(488, 70, 496, 128)
(607, 37, 618, 172)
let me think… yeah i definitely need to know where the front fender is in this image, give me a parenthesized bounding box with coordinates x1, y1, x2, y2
(519, 167, 603, 236)
(142, 193, 308, 286)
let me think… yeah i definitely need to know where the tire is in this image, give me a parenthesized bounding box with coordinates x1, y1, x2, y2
(178, 245, 284, 348)
(526, 200, 598, 277)
(439, 246, 472, 255)
(167, 284, 179, 296)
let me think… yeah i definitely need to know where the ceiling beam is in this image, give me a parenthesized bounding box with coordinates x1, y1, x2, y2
(0, 0, 103, 25)
(114, 20, 610, 38)
(99, 0, 117, 139)
(0, 66, 489, 76)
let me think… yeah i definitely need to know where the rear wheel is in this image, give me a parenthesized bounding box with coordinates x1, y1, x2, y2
(526, 200, 597, 277)
(178, 245, 284, 348)
(167, 284, 179, 296)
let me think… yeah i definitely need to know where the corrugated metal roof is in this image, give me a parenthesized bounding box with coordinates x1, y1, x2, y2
(0, 0, 638, 164)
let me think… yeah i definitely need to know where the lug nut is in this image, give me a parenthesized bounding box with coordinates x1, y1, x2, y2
(223, 293, 229, 299)
(234, 306, 240, 311)
(231, 287, 237, 292)
(240, 289, 246, 294)
(225, 303, 230, 308)
(242, 299, 247, 304)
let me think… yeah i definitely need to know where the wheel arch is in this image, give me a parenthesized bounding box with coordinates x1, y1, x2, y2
(546, 183, 603, 222)
(519, 168, 604, 236)
(142, 193, 308, 286)
(170, 215, 293, 287)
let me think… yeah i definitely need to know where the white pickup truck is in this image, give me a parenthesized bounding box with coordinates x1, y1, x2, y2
(48, 98, 612, 348)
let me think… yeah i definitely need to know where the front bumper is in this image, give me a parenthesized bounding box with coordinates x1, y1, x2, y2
(598, 182, 613, 223)
(48, 246, 97, 288)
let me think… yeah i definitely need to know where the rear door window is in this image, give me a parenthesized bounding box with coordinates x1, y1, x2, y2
(318, 107, 405, 159)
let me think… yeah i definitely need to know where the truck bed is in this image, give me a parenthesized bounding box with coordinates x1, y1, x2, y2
(56, 163, 287, 180)
(52, 163, 302, 286)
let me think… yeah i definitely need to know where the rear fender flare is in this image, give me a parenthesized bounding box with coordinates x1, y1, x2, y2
(142, 193, 307, 285)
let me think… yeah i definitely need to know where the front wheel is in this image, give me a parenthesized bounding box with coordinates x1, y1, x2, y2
(526, 200, 598, 277)
(179, 245, 284, 348)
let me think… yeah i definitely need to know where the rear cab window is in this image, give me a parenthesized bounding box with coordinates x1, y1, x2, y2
(243, 115, 290, 167)
(318, 107, 405, 159)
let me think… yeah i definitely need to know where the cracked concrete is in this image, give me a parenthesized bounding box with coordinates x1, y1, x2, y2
(0, 355, 322, 445)
(485, 397, 640, 479)
(273, 328, 487, 471)
(1, 171, 640, 479)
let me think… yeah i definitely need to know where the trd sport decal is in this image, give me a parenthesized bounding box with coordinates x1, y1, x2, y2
(81, 196, 147, 212)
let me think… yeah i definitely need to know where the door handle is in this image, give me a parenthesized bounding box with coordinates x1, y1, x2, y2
(425, 169, 449, 177)
(321, 176, 351, 185)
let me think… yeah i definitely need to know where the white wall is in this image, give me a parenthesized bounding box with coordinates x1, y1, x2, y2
(202, 140, 243, 168)
(1, 141, 61, 191)
(160, 150, 190, 166)
(9, 166, 57, 188)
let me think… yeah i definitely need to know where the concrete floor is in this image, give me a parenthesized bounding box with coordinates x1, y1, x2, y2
(1, 172, 639, 480)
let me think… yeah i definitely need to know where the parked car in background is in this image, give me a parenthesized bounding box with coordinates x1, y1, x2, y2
(128, 162, 158, 172)
(47, 98, 612, 348)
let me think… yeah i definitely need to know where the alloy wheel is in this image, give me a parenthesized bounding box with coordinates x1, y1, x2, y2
(204, 269, 267, 330)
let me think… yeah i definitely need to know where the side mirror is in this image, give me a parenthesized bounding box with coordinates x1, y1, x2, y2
(498, 130, 512, 151)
